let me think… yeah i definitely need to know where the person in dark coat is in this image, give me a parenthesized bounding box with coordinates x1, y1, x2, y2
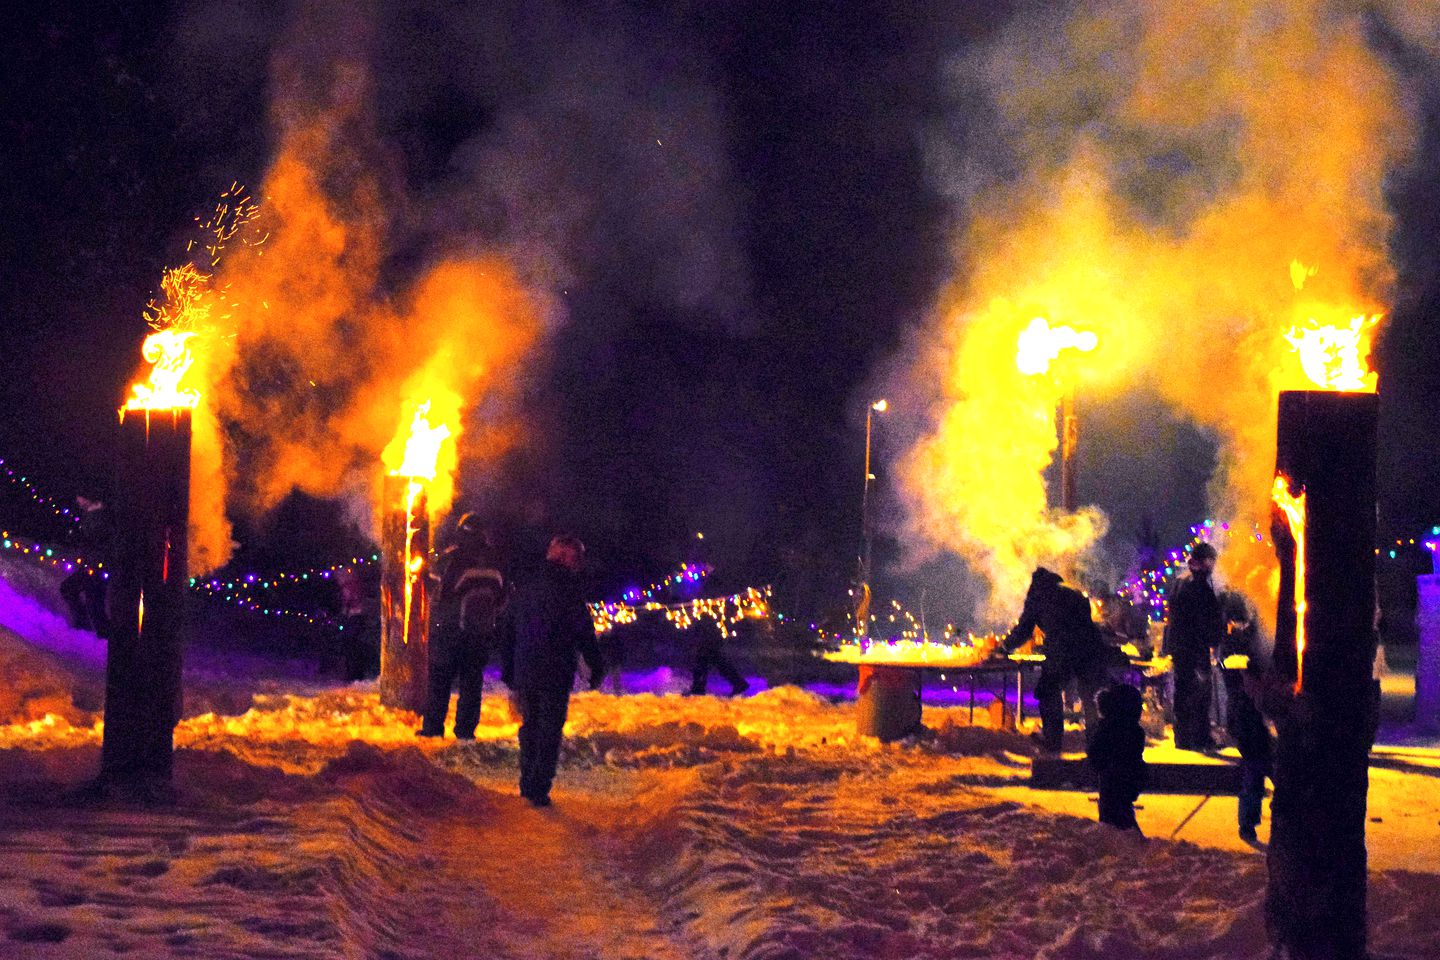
(1164, 542, 1224, 750)
(336, 566, 379, 682)
(59, 495, 112, 637)
(1089, 683, 1147, 832)
(689, 614, 749, 696)
(1002, 566, 1107, 753)
(503, 534, 605, 807)
(418, 514, 507, 740)
(1219, 589, 1272, 842)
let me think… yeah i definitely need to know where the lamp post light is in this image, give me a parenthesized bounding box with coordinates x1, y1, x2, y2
(857, 399, 887, 637)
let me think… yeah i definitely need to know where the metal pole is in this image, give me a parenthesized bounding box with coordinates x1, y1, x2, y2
(862, 406, 873, 587)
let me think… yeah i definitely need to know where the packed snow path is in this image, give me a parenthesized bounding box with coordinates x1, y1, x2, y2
(4, 598, 1440, 958)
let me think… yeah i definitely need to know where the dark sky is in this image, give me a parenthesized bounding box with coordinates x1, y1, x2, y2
(2, 1, 1436, 624)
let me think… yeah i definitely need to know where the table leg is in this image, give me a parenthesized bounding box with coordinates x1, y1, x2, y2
(1015, 668, 1024, 726)
(969, 671, 976, 723)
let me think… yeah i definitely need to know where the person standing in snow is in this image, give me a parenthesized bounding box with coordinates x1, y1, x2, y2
(688, 613, 749, 697)
(503, 534, 605, 807)
(60, 495, 112, 637)
(418, 514, 507, 740)
(1219, 589, 1272, 843)
(1088, 683, 1148, 832)
(1163, 542, 1225, 751)
(1001, 566, 1107, 754)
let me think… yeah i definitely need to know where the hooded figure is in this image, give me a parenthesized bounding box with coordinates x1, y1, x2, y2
(1002, 567, 1106, 753)
(1089, 683, 1148, 832)
(418, 514, 506, 739)
(1164, 542, 1224, 750)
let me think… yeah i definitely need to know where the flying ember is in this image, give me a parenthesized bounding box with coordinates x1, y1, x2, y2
(1014, 316, 1099, 376)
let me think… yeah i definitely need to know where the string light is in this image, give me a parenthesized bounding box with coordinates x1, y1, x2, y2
(591, 585, 771, 638)
(618, 562, 711, 603)
(0, 530, 106, 579)
(0, 457, 83, 528)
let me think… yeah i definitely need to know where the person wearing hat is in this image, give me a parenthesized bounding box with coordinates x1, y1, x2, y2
(1164, 542, 1225, 751)
(417, 513, 507, 739)
(1001, 566, 1107, 754)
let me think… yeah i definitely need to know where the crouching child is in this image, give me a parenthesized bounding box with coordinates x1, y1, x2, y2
(1088, 684, 1148, 833)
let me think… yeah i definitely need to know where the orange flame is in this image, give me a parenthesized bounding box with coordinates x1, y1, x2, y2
(1015, 316, 1099, 376)
(383, 398, 458, 646)
(388, 401, 452, 481)
(1283, 314, 1380, 392)
(124, 329, 202, 411)
(1272, 474, 1307, 694)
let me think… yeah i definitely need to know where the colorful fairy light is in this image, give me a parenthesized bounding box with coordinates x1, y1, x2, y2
(0, 458, 83, 528)
(591, 585, 770, 638)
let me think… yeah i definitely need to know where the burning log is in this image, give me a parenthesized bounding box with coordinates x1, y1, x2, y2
(378, 474, 430, 711)
(1266, 389, 1379, 960)
(377, 400, 451, 711)
(100, 407, 191, 794)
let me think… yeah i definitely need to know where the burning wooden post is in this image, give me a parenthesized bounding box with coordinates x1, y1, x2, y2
(378, 401, 451, 711)
(1016, 316, 1095, 516)
(379, 475, 430, 710)
(101, 331, 199, 796)
(1266, 389, 1379, 960)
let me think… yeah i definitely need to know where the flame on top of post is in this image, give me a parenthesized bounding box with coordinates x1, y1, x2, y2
(387, 401, 451, 481)
(1283, 315, 1380, 392)
(1015, 316, 1098, 376)
(124, 330, 202, 412)
(1272, 473, 1308, 694)
(1282, 260, 1380, 393)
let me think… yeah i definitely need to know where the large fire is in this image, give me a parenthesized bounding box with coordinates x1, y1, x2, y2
(390, 401, 452, 482)
(124, 329, 202, 412)
(382, 396, 459, 647)
(1283, 315, 1380, 392)
(1271, 474, 1308, 694)
(1015, 316, 1098, 376)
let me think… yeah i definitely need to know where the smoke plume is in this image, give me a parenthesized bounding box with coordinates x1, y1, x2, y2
(903, 0, 1418, 623)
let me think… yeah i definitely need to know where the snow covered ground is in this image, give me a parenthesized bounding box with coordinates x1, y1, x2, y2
(3, 571, 1440, 958)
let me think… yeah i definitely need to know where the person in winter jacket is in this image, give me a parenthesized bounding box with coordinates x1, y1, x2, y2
(418, 514, 507, 739)
(1002, 567, 1107, 753)
(503, 535, 605, 807)
(1089, 683, 1147, 832)
(1164, 542, 1225, 750)
(1219, 589, 1272, 842)
(59, 495, 112, 637)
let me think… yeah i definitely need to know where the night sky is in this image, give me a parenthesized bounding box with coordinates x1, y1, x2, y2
(2, 1, 1437, 626)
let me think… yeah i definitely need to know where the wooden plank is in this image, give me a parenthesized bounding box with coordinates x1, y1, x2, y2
(1030, 756, 1242, 795)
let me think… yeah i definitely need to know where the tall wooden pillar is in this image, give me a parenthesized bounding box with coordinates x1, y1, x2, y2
(101, 408, 191, 794)
(379, 475, 429, 711)
(1266, 390, 1379, 960)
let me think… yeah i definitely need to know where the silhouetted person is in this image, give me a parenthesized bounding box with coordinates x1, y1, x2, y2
(419, 514, 506, 739)
(1002, 567, 1106, 753)
(1220, 589, 1272, 842)
(60, 495, 111, 637)
(504, 535, 604, 806)
(336, 566, 379, 681)
(689, 616, 748, 696)
(1165, 542, 1224, 750)
(1089, 683, 1147, 833)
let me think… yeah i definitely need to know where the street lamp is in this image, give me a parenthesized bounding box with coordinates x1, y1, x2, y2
(857, 399, 887, 637)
